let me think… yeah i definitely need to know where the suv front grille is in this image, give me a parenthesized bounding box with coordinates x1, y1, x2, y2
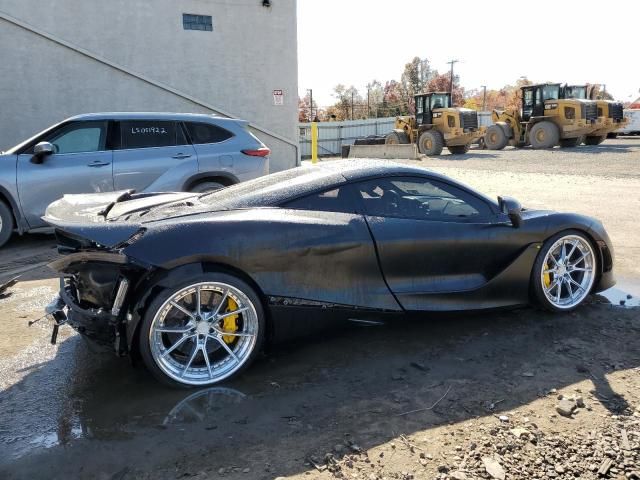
(582, 102, 598, 121)
(460, 111, 478, 130)
(609, 102, 624, 121)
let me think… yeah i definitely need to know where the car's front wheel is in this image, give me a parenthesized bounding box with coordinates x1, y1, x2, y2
(532, 231, 597, 312)
(139, 273, 265, 387)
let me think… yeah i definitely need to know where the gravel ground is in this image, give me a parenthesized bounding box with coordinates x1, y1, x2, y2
(0, 138, 638, 480)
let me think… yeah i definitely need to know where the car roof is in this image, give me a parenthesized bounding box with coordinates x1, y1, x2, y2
(198, 159, 497, 211)
(65, 112, 244, 124)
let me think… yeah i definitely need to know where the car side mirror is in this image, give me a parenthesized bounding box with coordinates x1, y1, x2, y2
(498, 195, 523, 228)
(31, 142, 54, 164)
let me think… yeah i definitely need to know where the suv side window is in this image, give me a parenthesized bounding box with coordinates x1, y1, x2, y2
(120, 121, 179, 149)
(184, 122, 234, 144)
(283, 185, 358, 214)
(354, 176, 493, 222)
(46, 121, 108, 154)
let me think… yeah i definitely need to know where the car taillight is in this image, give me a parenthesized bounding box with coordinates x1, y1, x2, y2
(242, 147, 270, 157)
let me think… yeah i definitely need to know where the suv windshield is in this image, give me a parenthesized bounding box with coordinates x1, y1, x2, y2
(430, 94, 450, 110)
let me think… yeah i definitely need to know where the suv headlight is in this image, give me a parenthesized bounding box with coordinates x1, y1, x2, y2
(564, 107, 575, 119)
(544, 103, 558, 110)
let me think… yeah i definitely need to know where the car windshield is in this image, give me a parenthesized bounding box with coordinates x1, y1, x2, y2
(199, 166, 341, 209)
(430, 94, 450, 109)
(542, 85, 561, 100)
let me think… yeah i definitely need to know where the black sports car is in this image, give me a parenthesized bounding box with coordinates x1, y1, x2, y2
(44, 160, 615, 387)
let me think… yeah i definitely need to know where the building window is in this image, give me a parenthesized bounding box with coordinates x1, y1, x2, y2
(183, 14, 213, 31)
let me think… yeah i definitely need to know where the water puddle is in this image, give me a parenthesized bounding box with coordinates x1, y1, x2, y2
(595, 277, 640, 308)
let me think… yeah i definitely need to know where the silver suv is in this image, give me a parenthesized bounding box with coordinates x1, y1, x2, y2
(0, 113, 270, 247)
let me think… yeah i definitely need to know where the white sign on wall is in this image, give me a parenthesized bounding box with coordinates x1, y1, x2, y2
(273, 89, 284, 106)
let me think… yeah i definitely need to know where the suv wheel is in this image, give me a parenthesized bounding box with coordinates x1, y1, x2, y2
(190, 181, 226, 193)
(0, 202, 14, 248)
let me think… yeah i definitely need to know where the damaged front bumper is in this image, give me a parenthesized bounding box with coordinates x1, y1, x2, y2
(46, 251, 143, 355)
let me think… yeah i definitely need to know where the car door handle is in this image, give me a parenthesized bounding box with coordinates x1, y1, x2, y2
(172, 153, 192, 159)
(87, 160, 111, 167)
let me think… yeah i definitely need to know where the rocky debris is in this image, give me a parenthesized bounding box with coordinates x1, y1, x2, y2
(449, 471, 468, 480)
(556, 398, 577, 417)
(556, 394, 588, 418)
(482, 456, 506, 480)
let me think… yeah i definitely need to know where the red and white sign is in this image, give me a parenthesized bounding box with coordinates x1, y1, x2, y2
(273, 89, 284, 106)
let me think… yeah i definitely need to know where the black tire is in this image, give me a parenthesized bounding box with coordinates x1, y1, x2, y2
(529, 121, 560, 149)
(584, 135, 606, 145)
(531, 230, 597, 313)
(190, 181, 226, 193)
(0, 201, 14, 248)
(417, 130, 444, 155)
(385, 131, 410, 145)
(447, 144, 470, 154)
(484, 125, 508, 150)
(607, 132, 618, 139)
(559, 137, 580, 148)
(138, 272, 265, 388)
(577, 135, 586, 145)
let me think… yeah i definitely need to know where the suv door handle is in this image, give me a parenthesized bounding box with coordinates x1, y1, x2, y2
(87, 160, 111, 167)
(172, 153, 192, 159)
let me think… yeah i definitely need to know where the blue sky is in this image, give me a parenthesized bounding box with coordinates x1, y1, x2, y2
(298, 0, 640, 106)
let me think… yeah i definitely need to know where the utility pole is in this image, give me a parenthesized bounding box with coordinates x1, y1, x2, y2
(307, 89, 313, 122)
(351, 89, 355, 120)
(481, 85, 487, 111)
(447, 59, 459, 103)
(367, 86, 371, 118)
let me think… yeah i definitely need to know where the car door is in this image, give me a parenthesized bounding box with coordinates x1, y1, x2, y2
(16, 120, 113, 228)
(353, 176, 523, 311)
(112, 120, 197, 192)
(279, 184, 401, 311)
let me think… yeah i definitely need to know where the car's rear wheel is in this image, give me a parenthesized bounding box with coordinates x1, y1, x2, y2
(0, 201, 14, 248)
(139, 273, 265, 388)
(532, 231, 597, 312)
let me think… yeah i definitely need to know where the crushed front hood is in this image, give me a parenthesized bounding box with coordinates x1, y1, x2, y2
(43, 190, 201, 248)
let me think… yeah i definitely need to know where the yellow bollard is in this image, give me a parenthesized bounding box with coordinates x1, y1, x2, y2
(311, 122, 318, 164)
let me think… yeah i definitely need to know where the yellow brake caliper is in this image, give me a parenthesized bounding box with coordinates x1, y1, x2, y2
(222, 297, 239, 344)
(543, 261, 552, 288)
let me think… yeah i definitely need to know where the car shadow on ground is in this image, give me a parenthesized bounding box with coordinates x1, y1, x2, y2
(1, 299, 638, 479)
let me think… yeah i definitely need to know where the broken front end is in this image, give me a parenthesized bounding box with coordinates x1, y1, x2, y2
(47, 239, 149, 354)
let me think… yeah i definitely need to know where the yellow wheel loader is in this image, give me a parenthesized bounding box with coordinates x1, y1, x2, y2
(563, 85, 628, 144)
(385, 92, 484, 155)
(484, 83, 598, 150)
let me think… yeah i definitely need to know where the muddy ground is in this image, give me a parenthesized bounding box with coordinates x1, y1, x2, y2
(0, 139, 639, 479)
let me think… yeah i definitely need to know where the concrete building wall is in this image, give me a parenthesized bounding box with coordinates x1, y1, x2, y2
(0, 0, 298, 171)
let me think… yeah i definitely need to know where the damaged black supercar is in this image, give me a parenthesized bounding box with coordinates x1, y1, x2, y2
(44, 160, 615, 387)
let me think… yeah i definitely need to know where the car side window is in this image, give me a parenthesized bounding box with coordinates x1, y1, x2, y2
(355, 176, 493, 222)
(283, 185, 358, 214)
(46, 121, 107, 154)
(184, 122, 234, 144)
(120, 121, 179, 149)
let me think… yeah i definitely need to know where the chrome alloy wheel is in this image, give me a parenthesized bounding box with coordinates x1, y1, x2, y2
(149, 282, 259, 386)
(541, 235, 596, 310)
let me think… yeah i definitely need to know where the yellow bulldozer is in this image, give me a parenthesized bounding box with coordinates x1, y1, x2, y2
(385, 92, 484, 155)
(484, 83, 598, 150)
(563, 84, 627, 144)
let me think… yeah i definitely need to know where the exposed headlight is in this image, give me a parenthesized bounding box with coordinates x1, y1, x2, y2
(544, 103, 558, 110)
(564, 107, 575, 119)
(433, 112, 442, 118)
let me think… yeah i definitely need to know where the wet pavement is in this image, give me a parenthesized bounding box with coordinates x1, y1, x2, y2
(0, 278, 638, 478)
